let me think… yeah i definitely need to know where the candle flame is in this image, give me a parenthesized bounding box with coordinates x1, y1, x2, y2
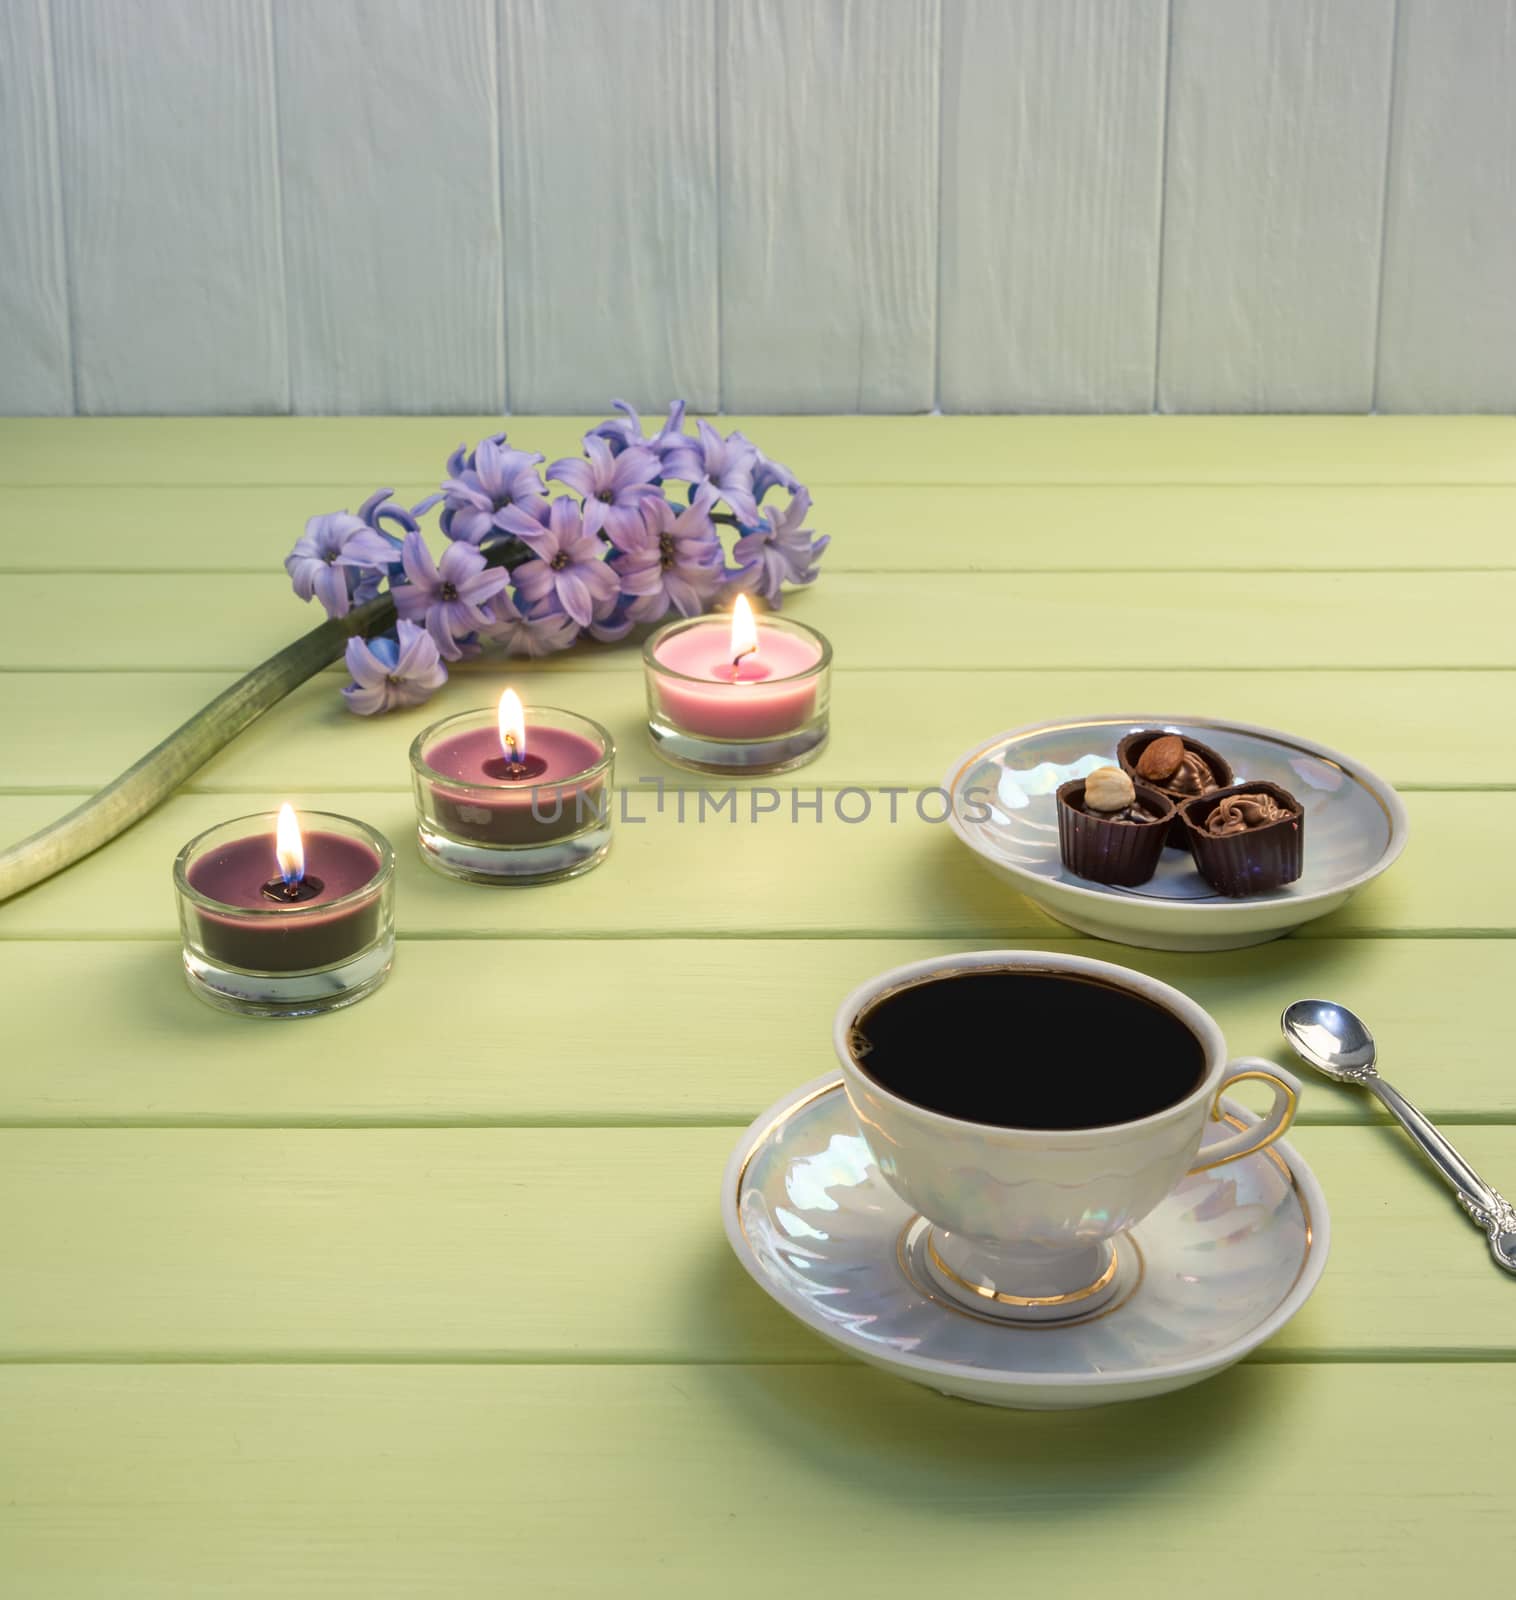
(498, 688, 527, 764)
(730, 593, 759, 669)
(275, 803, 304, 887)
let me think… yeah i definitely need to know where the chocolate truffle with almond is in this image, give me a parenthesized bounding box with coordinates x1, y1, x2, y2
(1056, 766, 1175, 887)
(1179, 781, 1304, 897)
(1117, 730, 1235, 846)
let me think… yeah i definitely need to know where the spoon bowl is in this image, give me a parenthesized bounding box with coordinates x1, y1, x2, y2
(1281, 999, 1377, 1081)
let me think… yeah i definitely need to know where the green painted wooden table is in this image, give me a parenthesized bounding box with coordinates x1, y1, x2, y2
(1, 417, 1513, 1596)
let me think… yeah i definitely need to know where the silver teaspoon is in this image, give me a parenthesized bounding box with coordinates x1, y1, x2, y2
(1282, 999, 1516, 1276)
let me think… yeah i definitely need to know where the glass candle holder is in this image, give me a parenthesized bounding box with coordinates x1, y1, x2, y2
(173, 812, 395, 1019)
(409, 705, 615, 885)
(643, 615, 832, 775)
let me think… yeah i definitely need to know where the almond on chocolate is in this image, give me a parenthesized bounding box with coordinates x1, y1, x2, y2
(1135, 734, 1184, 783)
(1117, 730, 1236, 847)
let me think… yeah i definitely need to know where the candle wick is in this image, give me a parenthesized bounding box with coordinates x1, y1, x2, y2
(731, 644, 757, 672)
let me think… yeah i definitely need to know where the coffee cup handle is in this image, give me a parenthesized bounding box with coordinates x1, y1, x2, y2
(1187, 1059, 1303, 1176)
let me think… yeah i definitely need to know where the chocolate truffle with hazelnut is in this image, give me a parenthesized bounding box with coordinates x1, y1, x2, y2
(1056, 765, 1175, 887)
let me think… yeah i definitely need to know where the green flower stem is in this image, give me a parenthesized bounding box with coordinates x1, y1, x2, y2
(0, 542, 530, 906)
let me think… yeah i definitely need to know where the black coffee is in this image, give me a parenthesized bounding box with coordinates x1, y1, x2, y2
(849, 969, 1206, 1131)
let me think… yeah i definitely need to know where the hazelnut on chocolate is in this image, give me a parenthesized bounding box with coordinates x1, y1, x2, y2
(1084, 766, 1137, 813)
(1055, 776, 1174, 887)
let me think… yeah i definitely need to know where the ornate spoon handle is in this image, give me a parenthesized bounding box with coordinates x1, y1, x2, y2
(1366, 1078, 1516, 1274)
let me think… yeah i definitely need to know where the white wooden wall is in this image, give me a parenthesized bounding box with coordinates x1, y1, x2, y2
(2, 0, 1513, 415)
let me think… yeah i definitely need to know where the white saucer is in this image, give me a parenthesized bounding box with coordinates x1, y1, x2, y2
(723, 1076, 1330, 1410)
(945, 714, 1408, 951)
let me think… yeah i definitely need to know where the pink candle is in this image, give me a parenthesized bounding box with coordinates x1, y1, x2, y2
(648, 598, 824, 739)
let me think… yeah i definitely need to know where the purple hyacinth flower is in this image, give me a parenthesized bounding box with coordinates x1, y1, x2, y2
(587, 597, 636, 643)
(482, 589, 583, 657)
(546, 435, 663, 543)
(610, 492, 725, 623)
(662, 420, 760, 524)
(589, 399, 690, 463)
(747, 444, 801, 504)
(341, 620, 448, 716)
(392, 530, 511, 661)
(500, 497, 622, 628)
(285, 505, 402, 620)
(439, 434, 548, 545)
(728, 488, 829, 606)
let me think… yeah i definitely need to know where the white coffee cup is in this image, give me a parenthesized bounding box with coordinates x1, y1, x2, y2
(835, 949, 1301, 1321)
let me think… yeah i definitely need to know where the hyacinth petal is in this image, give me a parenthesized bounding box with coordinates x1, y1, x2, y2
(601, 500, 651, 546)
(578, 496, 609, 540)
(435, 537, 486, 585)
(392, 581, 429, 621)
(285, 555, 317, 602)
(589, 609, 636, 642)
(512, 560, 556, 608)
(342, 681, 390, 716)
(399, 529, 439, 590)
(473, 437, 510, 497)
(446, 504, 493, 545)
(659, 445, 704, 480)
(393, 620, 439, 681)
(443, 475, 493, 512)
(343, 636, 389, 690)
(497, 503, 556, 550)
(607, 443, 658, 491)
(547, 455, 597, 498)
(555, 569, 595, 628)
(425, 605, 465, 662)
(456, 569, 511, 611)
(313, 562, 350, 618)
(336, 527, 399, 567)
(357, 488, 396, 524)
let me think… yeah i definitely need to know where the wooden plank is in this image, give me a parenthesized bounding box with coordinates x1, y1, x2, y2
(939, 0, 1166, 411)
(499, 0, 718, 412)
(1376, 0, 1516, 412)
(9, 416, 1516, 488)
(1158, 0, 1396, 412)
(10, 483, 1516, 574)
(0, 789, 1503, 940)
(2, 1122, 1515, 1359)
(0, 1365, 1507, 1596)
(1, 569, 1509, 672)
(49, 0, 287, 414)
(719, 0, 936, 411)
(0, 0, 73, 415)
(0, 938, 1504, 1126)
(274, 0, 504, 413)
(5, 666, 1511, 795)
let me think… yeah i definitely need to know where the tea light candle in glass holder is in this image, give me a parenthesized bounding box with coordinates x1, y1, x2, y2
(173, 805, 395, 1018)
(410, 690, 615, 884)
(643, 595, 831, 774)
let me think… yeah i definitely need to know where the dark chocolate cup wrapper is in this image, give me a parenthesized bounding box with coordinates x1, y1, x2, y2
(1180, 781, 1304, 898)
(1117, 730, 1236, 848)
(1056, 779, 1176, 887)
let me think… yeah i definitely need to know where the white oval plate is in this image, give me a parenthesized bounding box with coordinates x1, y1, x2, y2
(945, 715, 1408, 951)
